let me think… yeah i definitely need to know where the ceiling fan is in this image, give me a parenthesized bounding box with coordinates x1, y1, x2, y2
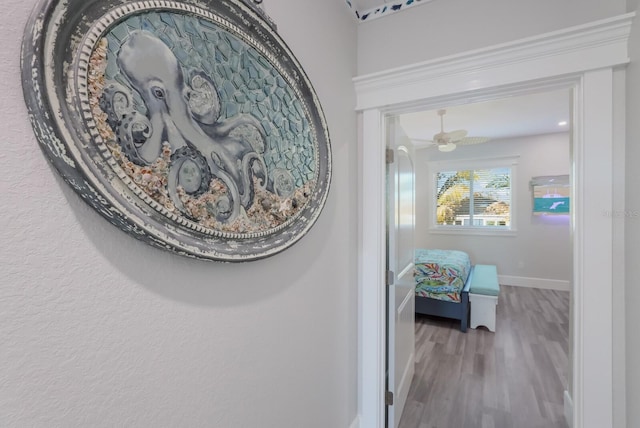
(427, 109, 490, 152)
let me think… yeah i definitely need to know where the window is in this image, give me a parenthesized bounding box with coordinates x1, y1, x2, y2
(431, 157, 516, 233)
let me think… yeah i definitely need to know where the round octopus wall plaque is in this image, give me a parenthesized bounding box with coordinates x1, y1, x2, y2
(21, 0, 331, 262)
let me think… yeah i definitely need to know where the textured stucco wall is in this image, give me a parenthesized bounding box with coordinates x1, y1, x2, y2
(0, 1, 358, 427)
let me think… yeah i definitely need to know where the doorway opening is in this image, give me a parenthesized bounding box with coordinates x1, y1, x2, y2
(388, 89, 573, 427)
(356, 14, 630, 428)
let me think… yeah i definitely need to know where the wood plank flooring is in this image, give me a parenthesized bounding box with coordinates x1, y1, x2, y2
(398, 285, 570, 428)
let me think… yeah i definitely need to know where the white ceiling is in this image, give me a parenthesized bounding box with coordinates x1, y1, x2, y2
(397, 88, 572, 148)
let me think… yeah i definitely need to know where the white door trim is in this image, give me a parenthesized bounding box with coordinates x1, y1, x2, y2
(355, 13, 633, 428)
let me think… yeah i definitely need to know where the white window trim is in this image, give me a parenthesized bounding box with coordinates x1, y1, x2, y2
(428, 155, 519, 235)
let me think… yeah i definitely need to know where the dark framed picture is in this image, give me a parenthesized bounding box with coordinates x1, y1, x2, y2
(21, 0, 331, 262)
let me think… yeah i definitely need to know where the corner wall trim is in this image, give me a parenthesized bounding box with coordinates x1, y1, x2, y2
(564, 390, 573, 427)
(498, 275, 571, 291)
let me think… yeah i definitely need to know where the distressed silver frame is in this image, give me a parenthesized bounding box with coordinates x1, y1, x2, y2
(21, 0, 331, 262)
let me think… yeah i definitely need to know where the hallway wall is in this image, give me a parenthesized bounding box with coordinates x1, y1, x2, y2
(0, 1, 358, 427)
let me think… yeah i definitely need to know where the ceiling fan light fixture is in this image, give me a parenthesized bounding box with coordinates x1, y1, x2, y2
(438, 142, 457, 152)
(426, 108, 489, 152)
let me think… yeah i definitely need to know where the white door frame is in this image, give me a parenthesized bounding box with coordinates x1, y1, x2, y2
(355, 13, 633, 428)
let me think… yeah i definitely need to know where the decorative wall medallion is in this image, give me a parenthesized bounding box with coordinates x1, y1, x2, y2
(21, 0, 331, 262)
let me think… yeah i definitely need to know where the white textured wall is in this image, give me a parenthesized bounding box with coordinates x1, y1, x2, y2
(0, 1, 358, 427)
(357, 0, 627, 75)
(414, 133, 571, 282)
(626, 2, 640, 428)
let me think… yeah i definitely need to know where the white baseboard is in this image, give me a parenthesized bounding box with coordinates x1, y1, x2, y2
(349, 415, 360, 428)
(564, 390, 573, 427)
(498, 275, 571, 291)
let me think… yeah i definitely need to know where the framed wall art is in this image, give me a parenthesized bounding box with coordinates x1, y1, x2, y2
(21, 0, 331, 262)
(530, 175, 570, 215)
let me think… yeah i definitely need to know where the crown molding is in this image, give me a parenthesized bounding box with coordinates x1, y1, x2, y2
(354, 12, 634, 110)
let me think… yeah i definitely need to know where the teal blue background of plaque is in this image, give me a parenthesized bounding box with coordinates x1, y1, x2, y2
(103, 11, 316, 187)
(533, 197, 570, 214)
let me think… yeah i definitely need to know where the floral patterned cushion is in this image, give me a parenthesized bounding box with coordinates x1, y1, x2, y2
(414, 249, 471, 303)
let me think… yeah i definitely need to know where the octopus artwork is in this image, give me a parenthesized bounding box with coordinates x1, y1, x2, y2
(23, 0, 331, 261)
(96, 28, 304, 230)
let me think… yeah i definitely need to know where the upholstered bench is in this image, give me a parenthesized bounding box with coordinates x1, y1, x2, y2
(469, 264, 500, 332)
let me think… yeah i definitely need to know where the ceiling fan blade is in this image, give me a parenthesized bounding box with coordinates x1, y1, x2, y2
(456, 136, 490, 145)
(445, 129, 468, 142)
(410, 138, 437, 148)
